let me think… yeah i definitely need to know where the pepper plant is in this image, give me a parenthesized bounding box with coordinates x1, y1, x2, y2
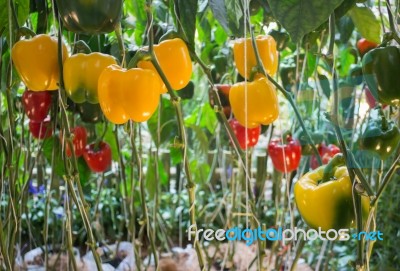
(0, 0, 400, 271)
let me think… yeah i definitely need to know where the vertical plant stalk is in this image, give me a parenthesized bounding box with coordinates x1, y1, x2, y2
(43, 96, 60, 268)
(325, 13, 370, 270)
(64, 183, 79, 271)
(130, 122, 159, 268)
(51, 5, 103, 269)
(3, 0, 21, 268)
(144, 2, 205, 268)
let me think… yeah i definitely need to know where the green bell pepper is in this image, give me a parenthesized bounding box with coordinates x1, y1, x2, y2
(362, 46, 400, 106)
(360, 106, 400, 160)
(56, 0, 122, 34)
(77, 102, 104, 123)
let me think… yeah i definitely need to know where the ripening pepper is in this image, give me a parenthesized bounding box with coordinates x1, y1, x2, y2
(362, 46, 400, 106)
(11, 34, 68, 91)
(294, 160, 369, 231)
(268, 135, 302, 173)
(98, 64, 161, 124)
(137, 38, 192, 93)
(233, 35, 278, 79)
(56, 0, 122, 34)
(76, 102, 104, 123)
(360, 106, 400, 160)
(63, 53, 117, 104)
(229, 76, 279, 128)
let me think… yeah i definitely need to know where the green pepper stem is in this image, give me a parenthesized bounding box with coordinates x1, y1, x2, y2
(17, 26, 36, 38)
(73, 40, 92, 54)
(127, 50, 151, 69)
(376, 106, 389, 131)
(115, 23, 126, 67)
(321, 153, 345, 182)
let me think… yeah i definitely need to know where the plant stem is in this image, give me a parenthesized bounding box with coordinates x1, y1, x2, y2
(130, 122, 159, 268)
(145, 0, 208, 269)
(371, 152, 400, 206)
(52, 8, 103, 269)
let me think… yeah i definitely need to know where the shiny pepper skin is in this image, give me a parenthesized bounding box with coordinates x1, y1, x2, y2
(29, 118, 53, 139)
(294, 166, 355, 231)
(56, 0, 123, 34)
(357, 38, 378, 57)
(362, 46, 400, 106)
(137, 38, 192, 93)
(98, 65, 161, 124)
(22, 89, 52, 122)
(61, 126, 88, 158)
(360, 106, 400, 160)
(11, 34, 68, 91)
(63, 53, 117, 104)
(229, 118, 261, 149)
(229, 76, 279, 128)
(233, 35, 278, 79)
(268, 135, 302, 173)
(83, 141, 112, 173)
(295, 164, 370, 231)
(310, 143, 341, 170)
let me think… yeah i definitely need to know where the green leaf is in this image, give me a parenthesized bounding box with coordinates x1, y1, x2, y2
(170, 145, 183, 165)
(145, 153, 168, 198)
(348, 6, 381, 44)
(0, 0, 30, 35)
(334, 0, 357, 19)
(197, 10, 212, 43)
(77, 157, 91, 186)
(209, 0, 244, 37)
(209, 0, 230, 35)
(338, 45, 356, 77)
(43, 137, 66, 178)
(189, 125, 209, 156)
(199, 103, 218, 134)
(177, 0, 198, 49)
(185, 103, 217, 134)
(268, 0, 344, 42)
(225, 0, 243, 30)
(336, 15, 355, 44)
(126, 0, 146, 45)
(147, 97, 178, 147)
(189, 159, 210, 184)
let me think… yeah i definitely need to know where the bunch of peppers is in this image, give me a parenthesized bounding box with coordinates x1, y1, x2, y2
(229, 35, 279, 129)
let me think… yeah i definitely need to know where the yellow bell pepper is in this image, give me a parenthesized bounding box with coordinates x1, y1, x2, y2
(11, 34, 68, 91)
(233, 35, 278, 79)
(229, 76, 279, 128)
(137, 38, 192, 93)
(98, 65, 161, 124)
(294, 164, 370, 231)
(63, 52, 117, 104)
